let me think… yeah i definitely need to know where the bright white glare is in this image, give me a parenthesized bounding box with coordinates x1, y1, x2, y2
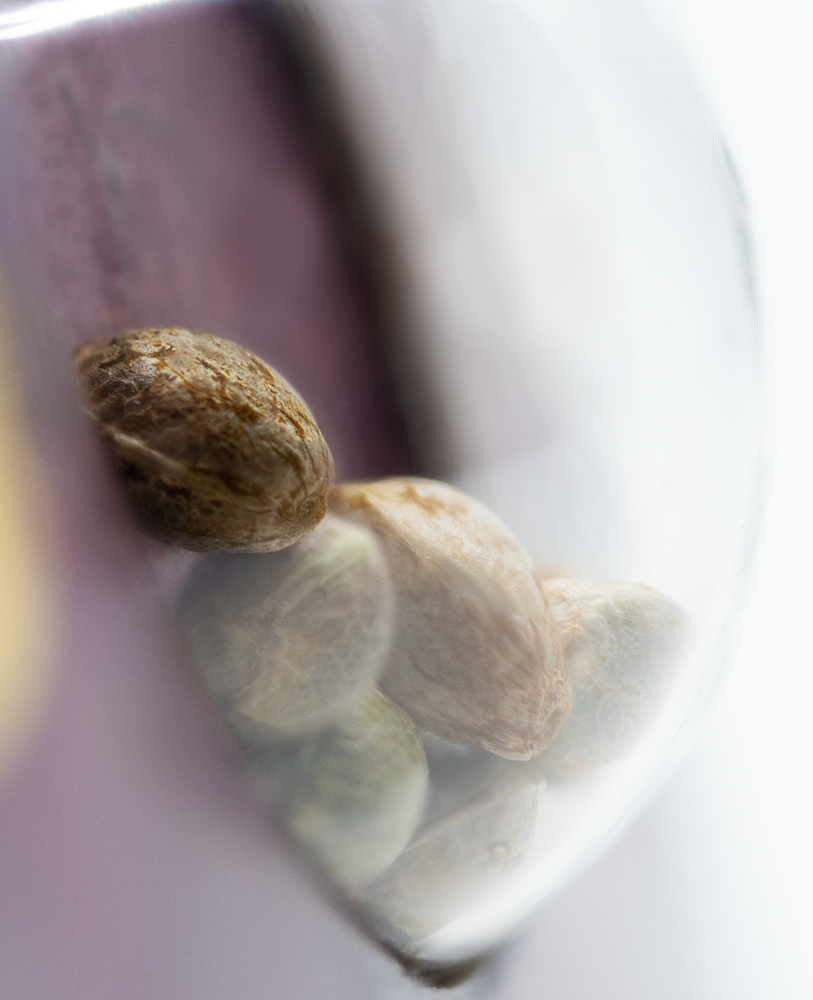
(0, 0, 191, 40)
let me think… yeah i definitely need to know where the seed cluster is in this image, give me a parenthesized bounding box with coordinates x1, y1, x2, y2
(75, 328, 689, 953)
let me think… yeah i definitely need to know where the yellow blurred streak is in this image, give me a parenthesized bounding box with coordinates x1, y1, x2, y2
(0, 278, 55, 782)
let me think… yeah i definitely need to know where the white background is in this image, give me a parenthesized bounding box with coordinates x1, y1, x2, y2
(504, 2, 813, 997)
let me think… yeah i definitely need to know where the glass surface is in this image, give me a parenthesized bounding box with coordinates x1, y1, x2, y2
(287, 0, 760, 965)
(0, 0, 760, 991)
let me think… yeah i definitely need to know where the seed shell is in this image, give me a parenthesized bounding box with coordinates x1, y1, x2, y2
(286, 687, 430, 893)
(330, 478, 572, 760)
(538, 577, 690, 778)
(74, 326, 334, 551)
(177, 514, 394, 739)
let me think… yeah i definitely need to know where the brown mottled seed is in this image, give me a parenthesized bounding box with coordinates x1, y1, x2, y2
(330, 478, 572, 760)
(74, 327, 334, 551)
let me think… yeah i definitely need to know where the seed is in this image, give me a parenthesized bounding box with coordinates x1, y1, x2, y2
(537, 577, 690, 778)
(330, 477, 572, 760)
(74, 327, 334, 551)
(286, 687, 429, 893)
(361, 762, 542, 945)
(177, 514, 394, 739)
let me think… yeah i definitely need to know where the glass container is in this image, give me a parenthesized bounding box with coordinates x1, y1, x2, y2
(0, 0, 760, 993)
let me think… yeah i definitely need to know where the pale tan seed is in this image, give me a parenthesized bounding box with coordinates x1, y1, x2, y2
(330, 478, 572, 760)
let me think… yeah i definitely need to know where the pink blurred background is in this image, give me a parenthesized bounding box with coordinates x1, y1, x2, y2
(0, 4, 423, 996)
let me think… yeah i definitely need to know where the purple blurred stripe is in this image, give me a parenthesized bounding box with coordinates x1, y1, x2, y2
(0, 4, 415, 996)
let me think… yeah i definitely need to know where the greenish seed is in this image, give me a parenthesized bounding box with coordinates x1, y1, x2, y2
(177, 514, 394, 738)
(286, 688, 429, 893)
